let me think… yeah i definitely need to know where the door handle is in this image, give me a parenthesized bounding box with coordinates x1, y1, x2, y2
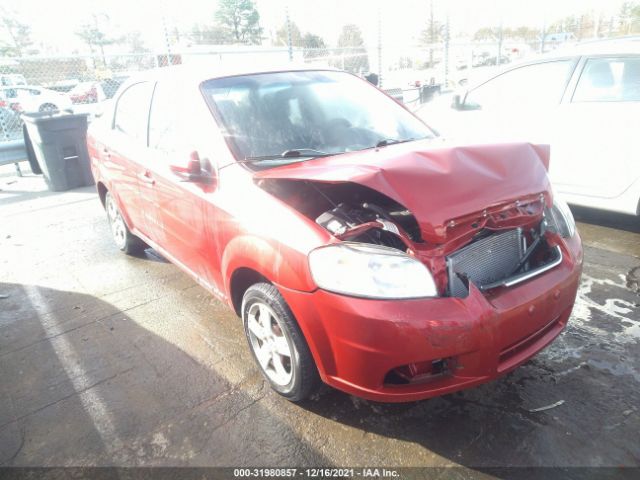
(137, 172, 156, 186)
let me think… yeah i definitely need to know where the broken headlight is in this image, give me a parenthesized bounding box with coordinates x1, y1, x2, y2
(545, 196, 576, 238)
(308, 242, 438, 299)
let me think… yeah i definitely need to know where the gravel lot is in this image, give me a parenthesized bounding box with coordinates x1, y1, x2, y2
(1, 167, 639, 471)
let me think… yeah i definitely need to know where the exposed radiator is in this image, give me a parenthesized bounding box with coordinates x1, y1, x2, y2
(447, 229, 525, 297)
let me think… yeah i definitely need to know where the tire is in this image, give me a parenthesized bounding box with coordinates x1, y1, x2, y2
(39, 103, 59, 113)
(242, 283, 320, 401)
(105, 191, 147, 255)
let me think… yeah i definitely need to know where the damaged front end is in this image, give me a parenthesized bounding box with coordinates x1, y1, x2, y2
(245, 141, 581, 400)
(258, 177, 572, 299)
(253, 141, 575, 299)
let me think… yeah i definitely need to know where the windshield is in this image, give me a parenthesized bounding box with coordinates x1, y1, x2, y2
(201, 70, 434, 165)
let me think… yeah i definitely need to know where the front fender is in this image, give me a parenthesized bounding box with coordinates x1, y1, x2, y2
(220, 235, 336, 380)
(221, 234, 317, 297)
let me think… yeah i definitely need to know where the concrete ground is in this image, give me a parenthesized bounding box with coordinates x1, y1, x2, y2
(1, 166, 639, 469)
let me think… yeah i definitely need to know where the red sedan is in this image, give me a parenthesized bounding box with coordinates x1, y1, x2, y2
(88, 65, 582, 402)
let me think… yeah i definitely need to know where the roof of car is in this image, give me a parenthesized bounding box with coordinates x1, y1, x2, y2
(547, 36, 640, 57)
(460, 36, 640, 90)
(125, 61, 340, 86)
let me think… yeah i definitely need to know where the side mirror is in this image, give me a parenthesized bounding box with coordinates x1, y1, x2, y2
(451, 93, 480, 111)
(170, 151, 216, 186)
(451, 94, 463, 110)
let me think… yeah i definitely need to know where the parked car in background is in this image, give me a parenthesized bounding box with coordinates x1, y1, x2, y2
(88, 65, 582, 403)
(0, 74, 27, 86)
(69, 77, 127, 105)
(418, 37, 640, 216)
(0, 85, 72, 113)
(473, 54, 510, 67)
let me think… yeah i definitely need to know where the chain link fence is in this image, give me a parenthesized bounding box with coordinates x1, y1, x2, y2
(0, 41, 515, 133)
(0, 39, 546, 166)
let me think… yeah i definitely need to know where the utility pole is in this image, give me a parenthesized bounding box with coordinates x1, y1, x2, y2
(285, 6, 293, 62)
(428, 0, 435, 67)
(160, 0, 173, 66)
(377, 4, 382, 87)
(443, 8, 450, 88)
(497, 20, 503, 65)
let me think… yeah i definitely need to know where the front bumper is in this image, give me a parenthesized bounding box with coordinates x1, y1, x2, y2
(279, 234, 583, 402)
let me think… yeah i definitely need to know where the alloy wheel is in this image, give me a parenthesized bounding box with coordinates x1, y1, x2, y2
(106, 194, 127, 250)
(246, 301, 294, 386)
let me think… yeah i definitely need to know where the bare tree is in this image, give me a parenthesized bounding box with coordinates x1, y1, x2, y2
(75, 14, 121, 66)
(0, 7, 36, 57)
(275, 21, 302, 47)
(302, 33, 328, 59)
(420, 0, 444, 67)
(337, 24, 369, 73)
(189, 24, 229, 45)
(618, 1, 640, 35)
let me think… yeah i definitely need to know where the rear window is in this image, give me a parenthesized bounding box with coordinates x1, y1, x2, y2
(113, 82, 154, 143)
(573, 57, 640, 102)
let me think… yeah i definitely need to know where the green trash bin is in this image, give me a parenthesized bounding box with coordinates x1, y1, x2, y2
(22, 112, 94, 192)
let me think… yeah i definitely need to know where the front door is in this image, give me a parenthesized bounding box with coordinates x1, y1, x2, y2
(143, 79, 212, 283)
(455, 59, 577, 145)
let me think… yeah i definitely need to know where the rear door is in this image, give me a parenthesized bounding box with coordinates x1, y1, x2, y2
(551, 55, 640, 199)
(101, 81, 155, 235)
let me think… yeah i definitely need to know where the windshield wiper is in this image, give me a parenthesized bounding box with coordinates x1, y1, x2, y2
(375, 138, 414, 148)
(243, 148, 333, 162)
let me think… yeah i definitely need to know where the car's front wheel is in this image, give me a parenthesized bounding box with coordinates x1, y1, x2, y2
(105, 191, 146, 255)
(242, 283, 320, 401)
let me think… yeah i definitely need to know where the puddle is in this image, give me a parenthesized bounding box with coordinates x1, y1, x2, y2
(627, 266, 640, 296)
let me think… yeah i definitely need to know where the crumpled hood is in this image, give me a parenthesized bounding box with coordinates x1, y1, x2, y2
(255, 140, 551, 243)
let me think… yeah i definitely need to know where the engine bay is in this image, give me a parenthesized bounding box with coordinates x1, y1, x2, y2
(258, 178, 562, 297)
(258, 179, 422, 251)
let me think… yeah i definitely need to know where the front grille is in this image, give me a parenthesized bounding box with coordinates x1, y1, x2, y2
(447, 229, 524, 297)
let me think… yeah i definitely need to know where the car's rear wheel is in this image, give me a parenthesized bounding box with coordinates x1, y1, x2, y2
(105, 191, 146, 255)
(39, 103, 59, 113)
(242, 283, 320, 401)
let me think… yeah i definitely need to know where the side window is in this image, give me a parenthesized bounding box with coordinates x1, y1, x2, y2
(465, 60, 573, 109)
(573, 57, 640, 102)
(148, 80, 189, 153)
(16, 88, 32, 100)
(113, 82, 154, 143)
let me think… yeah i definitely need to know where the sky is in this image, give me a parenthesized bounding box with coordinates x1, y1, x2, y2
(4, 0, 631, 55)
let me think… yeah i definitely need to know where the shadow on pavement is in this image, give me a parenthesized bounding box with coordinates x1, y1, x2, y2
(571, 205, 640, 234)
(0, 282, 328, 467)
